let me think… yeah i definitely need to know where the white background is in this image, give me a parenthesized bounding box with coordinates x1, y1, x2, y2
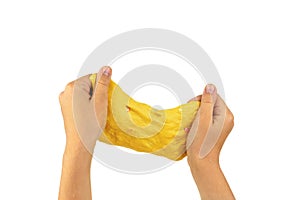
(1, 0, 300, 199)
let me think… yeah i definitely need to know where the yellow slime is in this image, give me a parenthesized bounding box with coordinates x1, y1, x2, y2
(89, 74, 200, 161)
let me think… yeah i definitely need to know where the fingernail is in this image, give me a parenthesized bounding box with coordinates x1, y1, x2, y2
(184, 127, 190, 133)
(103, 67, 111, 76)
(205, 84, 215, 94)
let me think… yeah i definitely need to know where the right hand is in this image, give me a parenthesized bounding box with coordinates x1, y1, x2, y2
(186, 84, 234, 168)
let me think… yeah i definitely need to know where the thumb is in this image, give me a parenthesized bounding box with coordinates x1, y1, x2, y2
(187, 84, 217, 154)
(94, 66, 112, 96)
(92, 66, 112, 124)
(199, 84, 217, 120)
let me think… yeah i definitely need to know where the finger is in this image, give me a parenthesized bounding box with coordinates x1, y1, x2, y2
(198, 95, 225, 158)
(93, 66, 112, 98)
(199, 84, 217, 120)
(200, 84, 217, 106)
(61, 74, 91, 98)
(92, 66, 112, 123)
(187, 84, 217, 153)
(62, 81, 75, 93)
(75, 75, 92, 93)
(212, 95, 226, 123)
(199, 84, 217, 125)
(187, 95, 202, 103)
(184, 127, 190, 134)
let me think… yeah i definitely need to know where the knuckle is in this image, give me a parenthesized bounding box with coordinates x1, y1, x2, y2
(59, 92, 64, 103)
(201, 97, 213, 104)
(226, 109, 234, 126)
(65, 81, 74, 90)
(97, 77, 110, 87)
(59, 81, 75, 103)
(97, 81, 109, 87)
(95, 81, 110, 95)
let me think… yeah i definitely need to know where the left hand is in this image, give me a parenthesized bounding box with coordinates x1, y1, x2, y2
(59, 66, 112, 153)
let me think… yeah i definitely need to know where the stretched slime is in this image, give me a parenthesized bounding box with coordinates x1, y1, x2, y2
(89, 74, 200, 160)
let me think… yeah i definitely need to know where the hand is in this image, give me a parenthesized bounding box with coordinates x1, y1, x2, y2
(186, 84, 235, 200)
(58, 66, 112, 200)
(59, 66, 112, 153)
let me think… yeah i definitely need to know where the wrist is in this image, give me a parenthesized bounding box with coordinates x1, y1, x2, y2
(64, 139, 93, 165)
(187, 153, 221, 184)
(65, 131, 96, 155)
(190, 160, 222, 191)
(188, 151, 219, 169)
(189, 157, 220, 174)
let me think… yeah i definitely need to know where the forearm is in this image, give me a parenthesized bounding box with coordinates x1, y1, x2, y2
(191, 161, 234, 200)
(59, 140, 93, 200)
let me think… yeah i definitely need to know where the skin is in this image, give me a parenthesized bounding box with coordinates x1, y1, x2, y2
(186, 85, 235, 200)
(58, 66, 112, 200)
(58, 66, 235, 200)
